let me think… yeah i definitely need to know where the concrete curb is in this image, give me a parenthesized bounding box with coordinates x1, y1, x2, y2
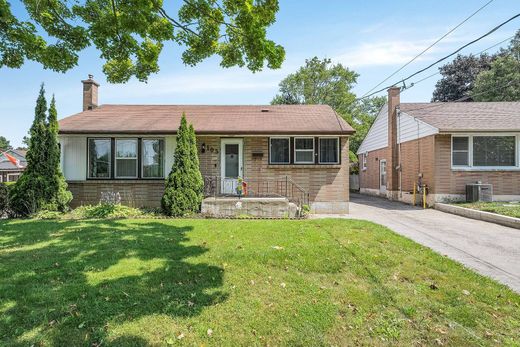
(435, 203, 520, 230)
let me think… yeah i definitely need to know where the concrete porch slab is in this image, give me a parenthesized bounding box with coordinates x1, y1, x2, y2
(201, 196, 299, 218)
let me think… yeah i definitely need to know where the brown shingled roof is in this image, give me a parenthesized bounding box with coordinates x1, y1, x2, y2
(58, 104, 354, 135)
(400, 102, 520, 132)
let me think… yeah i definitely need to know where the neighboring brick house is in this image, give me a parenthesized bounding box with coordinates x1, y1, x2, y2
(0, 149, 27, 183)
(57, 76, 354, 213)
(357, 87, 520, 205)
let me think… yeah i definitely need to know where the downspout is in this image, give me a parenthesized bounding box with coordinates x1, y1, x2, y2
(397, 107, 402, 198)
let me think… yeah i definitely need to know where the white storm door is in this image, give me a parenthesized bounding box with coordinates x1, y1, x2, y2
(220, 138, 243, 195)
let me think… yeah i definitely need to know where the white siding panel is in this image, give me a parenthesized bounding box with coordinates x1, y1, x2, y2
(357, 105, 388, 154)
(397, 112, 438, 144)
(60, 136, 87, 181)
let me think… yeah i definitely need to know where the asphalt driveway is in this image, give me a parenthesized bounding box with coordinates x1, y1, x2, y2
(343, 194, 520, 293)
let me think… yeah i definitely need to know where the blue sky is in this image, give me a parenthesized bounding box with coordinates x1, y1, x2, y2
(1, 0, 519, 147)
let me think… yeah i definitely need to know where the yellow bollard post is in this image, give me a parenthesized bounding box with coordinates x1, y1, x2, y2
(413, 182, 416, 206)
(423, 186, 427, 209)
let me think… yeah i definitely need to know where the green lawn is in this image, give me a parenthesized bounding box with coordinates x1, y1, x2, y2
(458, 201, 520, 219)
(0, 219, 519, 346)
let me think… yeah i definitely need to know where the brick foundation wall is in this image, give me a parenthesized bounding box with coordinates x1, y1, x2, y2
(68, 180, 164, 208)
(435, 134, 520, 196)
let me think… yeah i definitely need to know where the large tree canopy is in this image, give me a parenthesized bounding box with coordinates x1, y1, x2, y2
(431, 53, 496, 102)
(0, 136, 11, 150)
(472, 55, 520, 101)
(431, 30, 520, 102)
(271, 57, 385, 155)
(0, 0, 285, 83)
(271, 57, 358, 118)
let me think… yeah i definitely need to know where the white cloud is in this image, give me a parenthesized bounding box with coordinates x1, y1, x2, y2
(333, 28, 480, 68)
(334, 40, 438, 67)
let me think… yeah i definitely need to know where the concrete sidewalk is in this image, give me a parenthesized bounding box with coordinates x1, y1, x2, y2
(315, 193, 520, 293)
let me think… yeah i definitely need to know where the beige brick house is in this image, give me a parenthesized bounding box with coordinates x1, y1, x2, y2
(358, 87, 520, 205)
(58, 77, 354, 214)
(0, 149, 26, 183)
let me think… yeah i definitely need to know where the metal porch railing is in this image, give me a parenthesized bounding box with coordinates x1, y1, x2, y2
(203, 175, 310, 213)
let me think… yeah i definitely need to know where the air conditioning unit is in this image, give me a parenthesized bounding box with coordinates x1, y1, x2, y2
(466, 183, 493, 202)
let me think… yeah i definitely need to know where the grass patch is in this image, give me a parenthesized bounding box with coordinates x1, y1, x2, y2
(457, 201, 520, 219)
(0, 219, 519, 346)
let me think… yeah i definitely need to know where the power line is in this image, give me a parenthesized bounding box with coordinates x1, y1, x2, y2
(360, 0, 496, 98)
(357, 12, 520, 101)
(406, 34, 515, 88)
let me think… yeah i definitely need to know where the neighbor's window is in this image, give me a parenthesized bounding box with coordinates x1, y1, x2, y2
(452, 136, 469, 166)
(473, 136, 516, 167)
(270, 137, 290, 164)
(88, 138, 111, 178)
(319, 137, 339, 164)
(362, 153, 367, 170)
(294, 137, 314, 164)
(142, 139, 165, 178)
(115, 139, 138, 178)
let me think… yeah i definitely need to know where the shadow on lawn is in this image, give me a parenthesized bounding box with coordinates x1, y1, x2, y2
(0, 219, 227, 346)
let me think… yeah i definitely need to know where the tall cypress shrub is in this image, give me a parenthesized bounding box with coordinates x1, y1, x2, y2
(9, 84, 49, 215)
(162, 114, 203, 216)
(9, 85, 72, 216)
(46, 96, 72, 210)
(188, 124, 204, 200)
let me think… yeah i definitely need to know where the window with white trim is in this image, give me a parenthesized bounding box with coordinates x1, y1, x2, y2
(270, 137, 290, 164)
(452, 136, 469, 166)
(115, 139, 138, 178)
(319, 137, 339, 164)
(452, 135, 518, 169)
(294, 137, 314, 164)
(362, 153, 367, 170)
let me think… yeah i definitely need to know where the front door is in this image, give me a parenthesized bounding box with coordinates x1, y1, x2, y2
(221, 138, 243, 195)
(379, 159, 387, 194)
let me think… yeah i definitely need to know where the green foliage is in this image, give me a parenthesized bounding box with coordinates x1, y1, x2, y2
(431, 53, 497, 102)
(472, 55, 520, 101)
(9, 85, 49, 216)
(162, 115, 203, 217)
(301, 204, 311, 217)
(0, 136, 10, 150)
(271, 57, 358, 121)
(0, 0, 284, 83)
(31, 209, 63, 220)
(271, 57, 385, 154)
(45, 96, 73, 210)
(69, 204, 145, 219)
(431, 31, 520, 102)
(9, 85, 72, 216)
(0, 183, 9, 214)
(349, 151, 358, 164)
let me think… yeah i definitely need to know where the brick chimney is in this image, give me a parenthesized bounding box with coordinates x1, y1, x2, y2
(387, 86, 400, 199)
(82, 74, 99, 111)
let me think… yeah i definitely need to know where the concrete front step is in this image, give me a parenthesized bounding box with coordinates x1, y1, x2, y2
(201, 197, 299, 218)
